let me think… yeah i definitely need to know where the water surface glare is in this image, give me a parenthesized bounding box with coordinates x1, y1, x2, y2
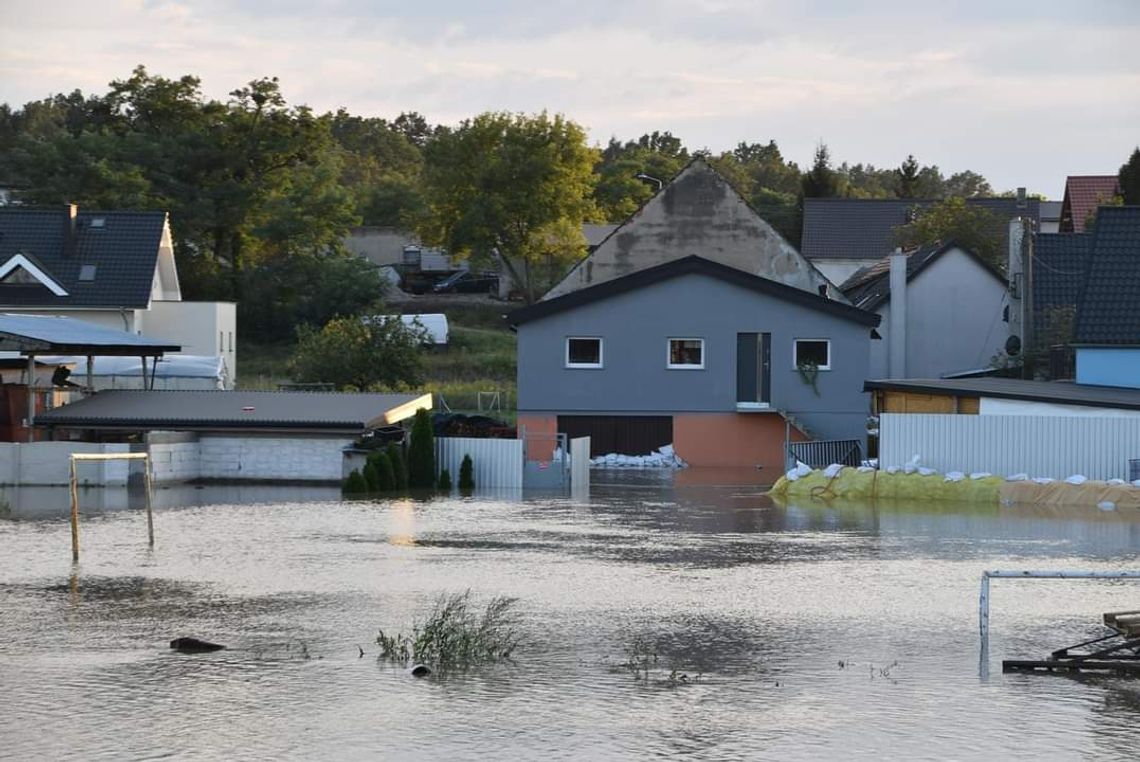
(3, 478, 1140, 760)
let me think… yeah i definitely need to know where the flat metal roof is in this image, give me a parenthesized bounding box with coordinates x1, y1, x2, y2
(36, 390, 432, 433)
(865, 377, 1140, 411)
(0, 314, 180, 355)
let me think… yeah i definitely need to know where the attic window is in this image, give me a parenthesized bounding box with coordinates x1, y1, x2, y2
(79, 264, 97, 281)
(89, 218, 105, 229)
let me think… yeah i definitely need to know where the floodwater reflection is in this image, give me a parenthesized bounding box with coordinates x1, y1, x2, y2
(2, 472, 1140, 759)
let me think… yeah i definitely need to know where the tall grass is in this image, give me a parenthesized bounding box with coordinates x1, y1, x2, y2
(376, 591, 521, 670)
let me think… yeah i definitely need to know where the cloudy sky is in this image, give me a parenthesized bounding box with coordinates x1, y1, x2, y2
(2, 0, 1137, 196)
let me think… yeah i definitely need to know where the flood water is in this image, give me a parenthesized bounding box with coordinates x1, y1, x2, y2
(3, 473, 1140, 760)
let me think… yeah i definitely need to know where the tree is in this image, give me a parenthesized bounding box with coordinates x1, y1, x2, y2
(418, 111, 598, 303)
(892, 197, 1006, 269)
(407, 408, 436, 489)
(458, 454, 475, 492)
(1119, 147, 1140, 205)
(896, 154, 920, 198)
(801, 143, 840, 198)
(944, 170, 992, 198)
(289, 315, 424, 390)
(387, 443, 408, 490)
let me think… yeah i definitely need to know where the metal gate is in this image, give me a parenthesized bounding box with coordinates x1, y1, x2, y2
(522, 430, 569, 490)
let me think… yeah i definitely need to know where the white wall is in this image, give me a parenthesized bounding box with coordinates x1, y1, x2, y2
(880, 413, 1140, 480)
(198, 435, 352, 482)
(980, 397, 1140, 418)
(0, 442, 132, 485)
(147, 301, 237, 385)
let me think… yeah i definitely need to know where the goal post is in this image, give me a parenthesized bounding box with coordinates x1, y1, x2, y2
(69, 452, 154, 562)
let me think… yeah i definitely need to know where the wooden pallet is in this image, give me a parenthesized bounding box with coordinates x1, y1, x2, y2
(1001, 610, 1140, 675)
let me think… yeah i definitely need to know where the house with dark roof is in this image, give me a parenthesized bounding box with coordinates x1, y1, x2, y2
(1032, 232, 1092, 364)
(1059, 175, 1120, 233)
(802, 196, 1042, 284)
(509, 255, 880, 473)
(0, 205, 236, 383)
(544, 158, 841, 302)
(1073, 205, 1140, 388)
(839, 241, 1008, 379)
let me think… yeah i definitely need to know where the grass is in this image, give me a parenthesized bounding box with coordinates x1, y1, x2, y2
(376, 591, 521, 671)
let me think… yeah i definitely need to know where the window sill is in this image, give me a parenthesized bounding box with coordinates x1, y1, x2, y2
(666, 365, 705, 371)
(736, 402, 771, 411)
(565, 364, 604, 370)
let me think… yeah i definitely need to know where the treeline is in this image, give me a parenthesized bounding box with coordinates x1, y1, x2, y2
(0, 66, 1002, 337)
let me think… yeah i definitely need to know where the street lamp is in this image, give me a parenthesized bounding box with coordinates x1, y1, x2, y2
(635, 173, 663, 191)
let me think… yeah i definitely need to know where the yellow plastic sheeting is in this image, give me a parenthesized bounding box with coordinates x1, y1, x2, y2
(768, 469, 1003, 503)
(1000, 480, 1140, 509)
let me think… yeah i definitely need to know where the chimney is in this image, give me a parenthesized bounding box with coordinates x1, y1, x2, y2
(63, 203, 78, 257)
(888, 248, 907, 379)
(1016, 187, 1026, 210)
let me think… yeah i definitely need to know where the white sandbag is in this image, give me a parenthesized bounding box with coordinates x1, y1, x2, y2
(1064, 475, 1088, 485)
(822, 463, 844, 478)
(1006, 473, 1029, 482)
(970, 472, 992, 480)
(918, 467, 937, 476)
(944, 471, 965, 482)
(1033, 477, 1055, 484)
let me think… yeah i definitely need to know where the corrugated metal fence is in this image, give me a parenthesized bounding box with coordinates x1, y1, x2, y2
(436, 437, 522, 490)
(880, 414, 1140, 481)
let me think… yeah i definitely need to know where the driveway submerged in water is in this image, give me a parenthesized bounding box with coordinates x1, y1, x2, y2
(1, 474, 1139, 760)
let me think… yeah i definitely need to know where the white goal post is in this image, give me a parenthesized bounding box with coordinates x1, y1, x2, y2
(69, 452, 154, 562)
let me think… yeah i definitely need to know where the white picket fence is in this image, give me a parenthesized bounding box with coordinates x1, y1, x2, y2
(436, 437, 523, 490)
(880, 413, 1140, 481)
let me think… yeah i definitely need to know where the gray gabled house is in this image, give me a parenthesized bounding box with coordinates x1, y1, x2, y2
(509, 256, 879, 472)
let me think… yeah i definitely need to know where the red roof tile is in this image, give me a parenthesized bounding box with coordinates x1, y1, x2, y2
(1061, 175, 1120, 232)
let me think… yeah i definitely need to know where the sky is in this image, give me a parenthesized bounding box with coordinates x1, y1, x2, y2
(1, 0, 1138, 197)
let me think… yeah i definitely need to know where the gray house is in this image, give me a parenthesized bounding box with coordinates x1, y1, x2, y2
(509, 256, 880, 471)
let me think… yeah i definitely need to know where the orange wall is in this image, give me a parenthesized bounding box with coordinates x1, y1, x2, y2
(517, 414, 558, 460)
(674, 413, 808, 473)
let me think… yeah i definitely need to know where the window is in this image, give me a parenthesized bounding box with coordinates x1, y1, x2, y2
(566, 337, 603, 368)
(794, 339, 831, 370)
(667, 338, 704, 369)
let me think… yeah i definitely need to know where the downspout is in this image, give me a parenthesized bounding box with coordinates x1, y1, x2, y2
(119, 307, 131, 332)
(888, 249, 907, 379)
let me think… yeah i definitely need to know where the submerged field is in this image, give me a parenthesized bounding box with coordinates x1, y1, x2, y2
(2, 475, 1140, 759)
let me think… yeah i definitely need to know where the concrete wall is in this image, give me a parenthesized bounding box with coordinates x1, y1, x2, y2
(147, 301, 237, 385)
(1077, 348, 1140, 389)
(545, 160, 840, 301)
(148, 432, 202, 484)
(198, 435, 353, 482)
(518, 271, 873, 443)
(812, 258, 875, 286)
(0, 442, 132, 485)
(869, 248, 1008, 379)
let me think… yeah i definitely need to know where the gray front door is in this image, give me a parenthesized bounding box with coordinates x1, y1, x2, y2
(736, 332, 772, 405)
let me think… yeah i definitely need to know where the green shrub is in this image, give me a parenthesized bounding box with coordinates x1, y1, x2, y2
(375, 590, 520, 670)
(371, 451, 395, 491)
(362, 461, 381, 492)
(407, 408, 436, 489)
(387, 442, 408, 490)
(437, 468, 452, 491)
(458, 454, 474, 492)
(343, 469, 368, 495)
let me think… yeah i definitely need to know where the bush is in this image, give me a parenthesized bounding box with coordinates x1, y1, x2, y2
(343, 469, 368, 495)
(407, 408, 436, 488)
(387, 442, 408, 490)
(458, 454, 474, 492)
(437, 468, 452, 491)
(375, 590, 520, 670)
(289, 314, 425, 391)
(367, 450, 395, 491)
(363, 460, 381, 492)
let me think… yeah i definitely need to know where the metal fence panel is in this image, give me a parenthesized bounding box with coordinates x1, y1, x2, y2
(788, 439, 863, 469)
(436, 437, 523, 490)
(570, 436, 591, 498)
(880, 414, 1140, 481)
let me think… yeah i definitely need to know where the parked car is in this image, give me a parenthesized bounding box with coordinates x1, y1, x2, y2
(431, 270, 499, 294)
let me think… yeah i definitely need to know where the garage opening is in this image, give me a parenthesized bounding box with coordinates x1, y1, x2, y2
(556, 415, 672, 458)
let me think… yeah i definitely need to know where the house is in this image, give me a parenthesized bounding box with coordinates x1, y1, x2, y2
(508, 255, 879, 472)
(801, 196, 1042, 284)
(0, 205, 236, 384)
(544, 158, 841, 302)
(1032, 231, 1092, 368)
(1073, 205, 1140, 388)
(344, 227, 457, 273)
(839, 242, 1008, 379)
(1059, 175, 1120, 233)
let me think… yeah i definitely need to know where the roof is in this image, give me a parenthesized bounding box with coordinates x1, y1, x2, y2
(801, 197, 1042, 261)
(838, 240, 1006, 311)
(0, 208, 167, 308)
(582, 223, 618, 248)
(0, 314, 179, 355)
(1060, 176, 1119, 233)
(36, 390, 432, 433)
(509, 254, 879, 328)
(1074, 206, 1140, 345)
(1033, 233, 1092, 317)
(40, 354, 225, 379)
(864, 376, 1140, 411)
(544, 158, 843, 302)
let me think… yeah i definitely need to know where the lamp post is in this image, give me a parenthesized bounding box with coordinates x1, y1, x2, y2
(635, 173, 663, 191)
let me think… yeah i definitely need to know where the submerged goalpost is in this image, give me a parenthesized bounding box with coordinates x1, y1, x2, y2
(69, 452, 154, 562)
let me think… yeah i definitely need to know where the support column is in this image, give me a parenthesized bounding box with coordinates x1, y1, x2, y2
(26, 353, 35, 443)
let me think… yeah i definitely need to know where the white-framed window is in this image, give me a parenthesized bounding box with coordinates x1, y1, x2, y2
(793, 339, 831, 370)
(566, 336, 603, 368)
(667, 338, 705, 369)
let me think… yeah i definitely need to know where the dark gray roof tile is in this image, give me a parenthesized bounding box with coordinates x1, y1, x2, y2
(1074, 206, 1140, 345)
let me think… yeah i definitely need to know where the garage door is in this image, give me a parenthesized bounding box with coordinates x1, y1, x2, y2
(556, 415, 673, 458)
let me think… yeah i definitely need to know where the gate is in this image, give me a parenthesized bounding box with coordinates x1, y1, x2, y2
(522, 430, 569, 490)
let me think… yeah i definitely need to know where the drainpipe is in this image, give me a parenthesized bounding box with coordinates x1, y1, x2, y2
(888, 248, 907, 379)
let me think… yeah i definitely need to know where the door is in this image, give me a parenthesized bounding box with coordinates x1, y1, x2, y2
(736, 332, 771, 406)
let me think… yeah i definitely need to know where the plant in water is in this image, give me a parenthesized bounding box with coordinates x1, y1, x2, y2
(458, 454, 475, 492)
(407, 408, 436, 489)
(387, 442, 408, 490)
(362, 460, 381, 492)
(437, 468, 452, 491)
(367, 450, 395, 491)
(342, 469, 368, 495)
(376, 590, 520, 671)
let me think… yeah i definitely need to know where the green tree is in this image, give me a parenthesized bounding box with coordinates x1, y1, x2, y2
(367, 450, 395, 491)
(387, 443, 408, 490)
(801, 143, 840, 198)
(592, 131, 690, 221)
(458, 454, 475, 492)
(343, 469, 368, 495)
(289, 315, 424, 390)
(893, 197, 1006, 269)
(1119, 147, 1140, 205)
(944, 170, 992, 198)
(437, 468, 453, 491)
(418, 111, 598, 303)
(896, 155, 920, 198)
(407, 408, 436, 489)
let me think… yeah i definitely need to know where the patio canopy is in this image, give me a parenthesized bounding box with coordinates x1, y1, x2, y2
(0, 314, 180, 356)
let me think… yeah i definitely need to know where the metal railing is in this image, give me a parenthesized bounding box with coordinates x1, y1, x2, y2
(787, 439, 863, 469)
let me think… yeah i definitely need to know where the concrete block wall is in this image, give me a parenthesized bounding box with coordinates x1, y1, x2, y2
(198, 436, 353, 482)
(148, 441, 202, 484)
(0, 442, 131, 486)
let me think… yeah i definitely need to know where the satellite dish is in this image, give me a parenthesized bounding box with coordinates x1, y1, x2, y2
(1005, 335, 1022, 357)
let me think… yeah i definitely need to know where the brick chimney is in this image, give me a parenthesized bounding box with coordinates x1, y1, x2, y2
(63, 203, 78, 256)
